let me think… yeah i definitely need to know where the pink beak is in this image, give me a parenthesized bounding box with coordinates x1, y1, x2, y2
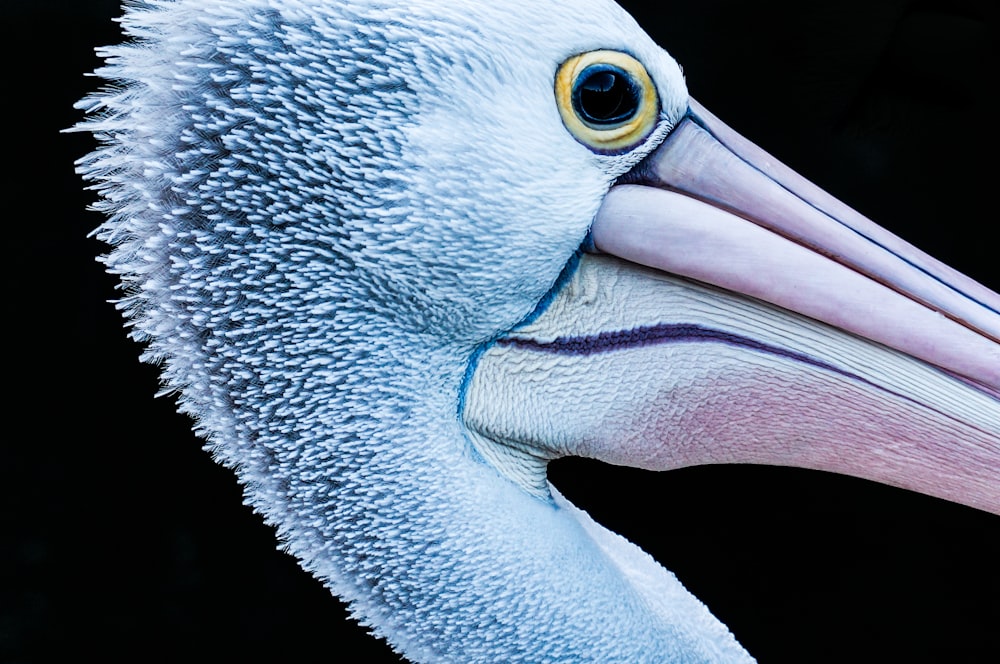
(465, 99, 1000, 516)
(593, 99, 999, 392)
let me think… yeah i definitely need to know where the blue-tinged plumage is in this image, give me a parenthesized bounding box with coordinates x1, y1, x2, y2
(77, 1, 748, 661)
(75, 1, 999, 662)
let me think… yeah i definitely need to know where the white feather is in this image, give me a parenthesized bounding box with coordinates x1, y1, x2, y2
(75, 1, 754, 661)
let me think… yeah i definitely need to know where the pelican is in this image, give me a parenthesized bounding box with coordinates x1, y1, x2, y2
(75, 0, 999, 661)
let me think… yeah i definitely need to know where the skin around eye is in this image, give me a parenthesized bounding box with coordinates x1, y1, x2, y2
(555, 50, 660, 153)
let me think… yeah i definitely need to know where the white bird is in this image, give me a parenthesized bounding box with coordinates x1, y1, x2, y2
(75, 0, 1000, 661)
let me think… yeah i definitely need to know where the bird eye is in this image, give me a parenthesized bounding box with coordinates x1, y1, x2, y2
(574, 65, 639, 126)
(555, 50, 659, 153)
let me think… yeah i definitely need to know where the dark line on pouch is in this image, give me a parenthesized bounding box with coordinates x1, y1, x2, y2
(498, 323, 1000, 416)
(499, 323, 847, 377)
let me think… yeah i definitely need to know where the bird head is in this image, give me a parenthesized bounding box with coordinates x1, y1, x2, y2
(76, 0, 998, 661)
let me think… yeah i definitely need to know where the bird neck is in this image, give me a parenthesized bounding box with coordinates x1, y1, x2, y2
(228, 336, 753, 662)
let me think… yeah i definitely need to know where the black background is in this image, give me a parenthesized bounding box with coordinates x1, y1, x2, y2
(4, 1, 997, 662)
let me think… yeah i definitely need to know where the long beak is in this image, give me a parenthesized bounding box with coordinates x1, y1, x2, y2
(463, 100, 1000, 514)
(593, 99, 1000, 391)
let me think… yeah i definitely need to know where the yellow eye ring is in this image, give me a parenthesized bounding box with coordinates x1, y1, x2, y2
(555, 50, 659, 153)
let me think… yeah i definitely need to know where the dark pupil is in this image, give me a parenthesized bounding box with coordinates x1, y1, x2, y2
(573, 65, 639, 126)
